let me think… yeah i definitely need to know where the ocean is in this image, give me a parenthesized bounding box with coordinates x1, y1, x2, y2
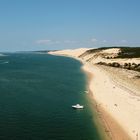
(0, 53, 102, 140)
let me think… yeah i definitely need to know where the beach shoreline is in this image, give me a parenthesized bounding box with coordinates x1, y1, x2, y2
(82, 63, 131, 140)
(48, 48, 140, 140)
(49, 53, 131, 139)
(82, 66, 111, 140)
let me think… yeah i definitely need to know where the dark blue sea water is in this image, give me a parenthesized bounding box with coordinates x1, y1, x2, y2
(0, 53, 102, 140)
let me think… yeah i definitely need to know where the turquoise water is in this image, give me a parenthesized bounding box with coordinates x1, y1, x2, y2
(0, 53, 101, 140)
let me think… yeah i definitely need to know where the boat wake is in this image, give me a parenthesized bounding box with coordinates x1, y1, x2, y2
(0, 61, 9, 64)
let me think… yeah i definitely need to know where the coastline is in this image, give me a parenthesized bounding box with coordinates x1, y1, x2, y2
(49, 53, 130, 139)
(82, 63, 131, 140)
(48, 49, 140, 140)
(82, 66, 111, 140)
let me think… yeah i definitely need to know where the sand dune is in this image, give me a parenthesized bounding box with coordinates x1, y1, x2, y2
(48, 48, 90, 58)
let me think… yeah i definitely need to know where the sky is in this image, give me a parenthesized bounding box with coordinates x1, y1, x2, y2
(0, 0, 140, 52)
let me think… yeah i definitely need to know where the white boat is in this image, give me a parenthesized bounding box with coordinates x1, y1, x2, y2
(72, 104, 84, 109)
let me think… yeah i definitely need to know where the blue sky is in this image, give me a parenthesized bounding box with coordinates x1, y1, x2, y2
(0, 0, 140, 52)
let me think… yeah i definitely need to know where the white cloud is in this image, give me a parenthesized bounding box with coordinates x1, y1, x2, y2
(36, 39, 61, 45)
(36, 39, 51, 45)
(91, 38, 98, 43)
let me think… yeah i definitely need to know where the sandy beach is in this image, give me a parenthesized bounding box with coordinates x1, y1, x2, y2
(83, 64, 135, 140)
(49, 48, 140, 140)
